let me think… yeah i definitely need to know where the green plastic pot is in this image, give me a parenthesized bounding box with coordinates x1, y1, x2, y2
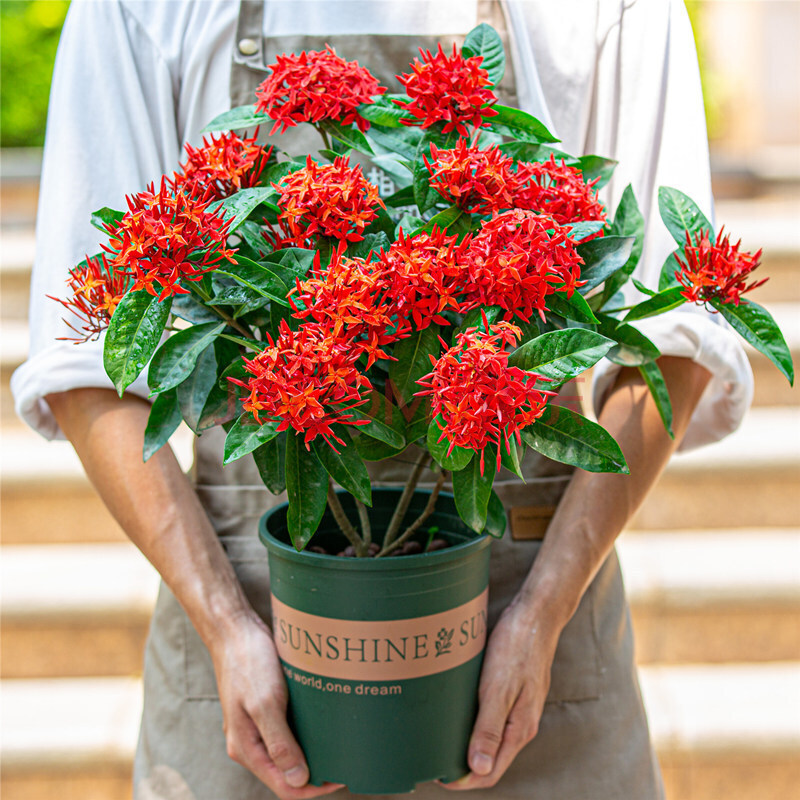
(259, 488, 491, 794)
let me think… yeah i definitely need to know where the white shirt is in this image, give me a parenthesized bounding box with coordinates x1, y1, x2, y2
(12, 0, 753, 451)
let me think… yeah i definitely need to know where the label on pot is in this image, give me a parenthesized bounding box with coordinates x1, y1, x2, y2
(271, 588, 488, 682)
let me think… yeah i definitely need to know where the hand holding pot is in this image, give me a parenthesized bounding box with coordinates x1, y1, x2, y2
(211, 612, 345, 799)
(439, 594, 562, 791)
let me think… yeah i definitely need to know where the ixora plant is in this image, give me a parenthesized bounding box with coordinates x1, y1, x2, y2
(52, 24, 794, 793)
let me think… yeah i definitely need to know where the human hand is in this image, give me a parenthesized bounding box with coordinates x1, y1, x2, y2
(211, 613, 344, 799)
(440, 596, 561, 791)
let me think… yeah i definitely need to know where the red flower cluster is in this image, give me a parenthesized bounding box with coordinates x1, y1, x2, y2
(233, 320, 370, 448)
(425, 141, 530, 215)
(675, 228, 765, 306)
(396, 44, 498, 136)
(103, 178, 236, 301)
(517, 155, 606, 229)
(49, 254, 130, 342)
(461, 209, 584, 322)
(268, 156, 383, 247)
(291, 252, 401, 367)
(175, 131, 271, 201)
(417, 321, 553, 473)
(255, 46, 385, 136)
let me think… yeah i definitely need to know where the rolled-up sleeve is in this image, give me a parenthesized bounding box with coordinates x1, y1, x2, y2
(11, 0, 181, 440)
(588, 0, 753, 451)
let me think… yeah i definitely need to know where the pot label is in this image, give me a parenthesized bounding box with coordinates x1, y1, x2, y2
(271, 588, 488, 682)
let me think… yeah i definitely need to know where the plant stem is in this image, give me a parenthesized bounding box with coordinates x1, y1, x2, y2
(318, 125, 332, 152)
(187, 283, 255, 339)
(327, 481, 367, 555)
(381, 450, 431, 550)
(356, 499, 372, 546)
(377, 469, 445, 558)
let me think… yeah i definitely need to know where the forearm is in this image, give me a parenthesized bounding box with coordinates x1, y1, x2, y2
(45, 387, 259, 650)
(515, 356, 712, 633)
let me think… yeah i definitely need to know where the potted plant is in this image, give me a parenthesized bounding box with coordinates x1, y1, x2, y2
(52, 24, 793, 794)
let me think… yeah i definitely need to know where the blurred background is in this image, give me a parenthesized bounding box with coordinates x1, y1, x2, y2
(1, 2, 798, 799)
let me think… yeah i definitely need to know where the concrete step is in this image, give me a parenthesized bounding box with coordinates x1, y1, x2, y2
(2, 529, 798, 678)
(2, 664, 798, 800)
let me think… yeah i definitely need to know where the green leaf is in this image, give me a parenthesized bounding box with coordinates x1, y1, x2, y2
(632, 278, 657, 297)
(658, 186, 713, 247)
(350, 392, 407, 448)
(508, 329, 614, 385)
(384, 185, 416, 208)
(413, 148, 441, 214)
(499, 438, 524, 479)
(266, 247, 318, 278)
(566, 221, 606, 241)
(521, 405, 628, 474)
(490, 105, 559, 144)
(215, 255, 292, 306)
(576, 155, 617, 189)
(223, 414, 280, 464)
(546, 290, 599, 323)
(405, 396, 432, 442)
(253, 432, 287, 494)
(483, 490, 507, 538)
(603, 185, 644, 302)
(320, 119, 374, 155)
(388, 325, 441, 405)
(624, 286, 685, 321)
(452, 449, 497, 532)
(313, 429, 371, 506)
(354, 434, 406, 462)
(357, 96, 408, 128)
(90, 206, 123, 232)
(456, 305, 502, 336)
(658, 250, 682, 291)
(143, 390, 181, 462)
(366, 125, 423, 161)
(395, 213, 426, 237)
(202, 104, 268, 133)
(421, 205, 462, 234)
(462, 23, 506, 86)
(148, 322, 226, 394)
(285, 433, 329, 550)
(713, 299, 795, 385)
(577, 236, 634, 292)
(171, 292, 223, 324)
(597, 314, 660, 367)
(347, 232, 391, 261)
(104, 291, 172, 396)
(177, 343, 218, 432)
(262, 160, 303, 187)
(638, 361, 674, 437)
(427, 417, 473, 471)
(210, 187, 277, 233)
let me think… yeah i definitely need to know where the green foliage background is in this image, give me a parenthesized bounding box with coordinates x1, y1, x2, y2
(1, 0, 70, 148)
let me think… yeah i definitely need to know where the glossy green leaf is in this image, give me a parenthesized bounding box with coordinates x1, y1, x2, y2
(597, 314, 660, 367)
(456, 305, 502, 336)
(546, 290, 599, 324)
(658, 250, 682, 291)
(521, 405, 628, 474)
(357, 96, 408, 128)
(366, 124, 423, 161)
(211, 187, 277, 232)
(177, 343, 218, 432)
(575, 155, 617, 189)
(421, 205, 462, 234)
(388, 325, 441, 405)
(202, 104, 267, 133)
(385, 185, 416, 208)
(638, 360, 674, 437)
(347, 232, 391, 261)
(603, 184, 644, 302)
(490, 105, 558, 144)
(483, 490, 507, 538)
(566, 221, 606, 241)
(313, 428, 371, 505)
(266, 247, 318, 278)
(404, 396, 432, 442)
(462, 23, 506, 86)
(624, 286, 685, 321)
(427, 417, 473, 471)
(413, 153, 440, 215)
(321, 119, 374, 155)
(508, 329, 614, 385)
(632, 278, 657, 297)
(215, 255, 291, 306)
(354, 434, 406, 461)
(350, 392, 406, 448)
(142, 390, 181, 462)
(285, 433, 329, 550)
(148, 322, 225, 394)
(90, 206, 123, 232)
(171, 292, 220, 324)
(104, 291, 172, 396)
(577, 236, 634, 292)
(262, 160, 303, 186)
(253, 431, 287, 494)
(223, 414, 280, 465)
(713, 299, 794, 384)
(499, 438, 524, 479)
(658, 186, 713, 247)
(452, 449, 497, 532)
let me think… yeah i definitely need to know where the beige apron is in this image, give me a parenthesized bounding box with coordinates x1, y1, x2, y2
(134, 3, 664, 798)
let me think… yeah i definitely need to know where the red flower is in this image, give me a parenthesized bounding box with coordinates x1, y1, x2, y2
(675, 228, 765, 306)
(424, 141, 530, 215)
(376, 226, 471, 329)
(175, 131, 271, 201)
(416, 321, 553, 473)
(103, 178, 236, 301)
(461, 209, 584, 323)
(395, 44, 498, 136)
(49, 254, 130, 342)
(516, 155, 606, 230)
(267, 156, 383, 247)
(231, 320, 371, 448)
(255, 46, 385, 136)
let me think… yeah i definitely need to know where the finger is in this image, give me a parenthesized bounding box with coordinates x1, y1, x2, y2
(466, 682, 521, 777)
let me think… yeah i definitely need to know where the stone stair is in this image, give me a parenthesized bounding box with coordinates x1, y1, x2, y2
(1, 159, 799, 800)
